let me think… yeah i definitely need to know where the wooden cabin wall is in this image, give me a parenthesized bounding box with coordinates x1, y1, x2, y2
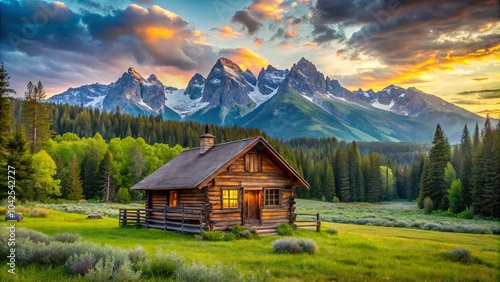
(178, 189, 205, 208)
(208, 154, 296, 231)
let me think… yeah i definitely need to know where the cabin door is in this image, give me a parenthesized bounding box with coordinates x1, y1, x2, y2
(244, 190, 261, 223)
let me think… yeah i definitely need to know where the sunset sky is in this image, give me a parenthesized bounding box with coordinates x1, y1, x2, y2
(1, 0, 499, 117)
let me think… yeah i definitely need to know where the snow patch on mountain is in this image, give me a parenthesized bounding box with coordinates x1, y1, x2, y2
(371, 99, 395, 111)
(165, 88, 209, 118)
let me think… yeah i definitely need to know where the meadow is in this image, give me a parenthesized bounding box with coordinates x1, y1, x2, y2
(0, 201, 499, 281)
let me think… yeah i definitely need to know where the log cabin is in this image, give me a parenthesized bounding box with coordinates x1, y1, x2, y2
(123, 128, 309, 234)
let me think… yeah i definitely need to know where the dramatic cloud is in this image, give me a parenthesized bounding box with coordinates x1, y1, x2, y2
(218, 47, 270, 74)
(0, 2, 219, 93)
(231, 10, 261, 35)
(311, 0, 499, 67)
(212, 26, 242, 39)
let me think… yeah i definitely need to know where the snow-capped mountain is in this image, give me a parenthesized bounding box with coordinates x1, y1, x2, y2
(48, 57, 485, 142)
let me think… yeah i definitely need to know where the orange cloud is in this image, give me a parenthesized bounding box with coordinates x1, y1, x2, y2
(136, 27, 175, 43)
(249, 0, 285, 20)
(214, 26, 242, 39)
(278, 42, 293, 48)
(290, 2, 298, 8)
(219, 47, 270, 74)
(352, 45, 500, 91)
(254, 38, 264, 48)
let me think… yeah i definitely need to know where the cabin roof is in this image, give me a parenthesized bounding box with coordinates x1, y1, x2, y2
(130, 136, 309, 190)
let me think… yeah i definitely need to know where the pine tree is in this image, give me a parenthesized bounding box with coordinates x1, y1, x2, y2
(0, 63, 15, 147)
(443, 162, 456, 190)
(334, 148, 350, 202)
(421, 124, 451, 210)
(324, 164, 335, 202)
(67, 154, 84, 200)
(366, 151, 383, 202)
(0, 63, 16, 197)
(472, 118, 500, 216)
(347, 141, 363, 202)
(459, 125, 473, 208)
(99, 150, 115, 201)
(22, 81, 51, 153)
(3, 128, 33, 200)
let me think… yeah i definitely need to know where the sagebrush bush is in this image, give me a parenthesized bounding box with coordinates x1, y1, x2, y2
(84, 257, 114, 282)
(175, 262, 242, 282)
(140, 251, 184, 278)
(0, 207, 7, 215)
(17, 228, 51, 244)
(112, 259, 142, 282)
(276, 223, 294, 236)
(65, 252, 97, 275)
(443, 248, 471, 263)
(30, 208, 49, 218)
(201, 231, 225, 241)
(327, 227, 339, 235)
(272, 238, 318, 254)
(128, 246, 148, 265)
(52, 232, 82, 243)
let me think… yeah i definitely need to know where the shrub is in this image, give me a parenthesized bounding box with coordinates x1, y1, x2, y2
(201, 231, 225, 241)
(0, 207, 7, 215)
(65, 252, 97, 275)
(140, 251, 184, 278)
(276, 223, 294, 236)
(128, 246, 148, 265)
(113, 259, 142, 282)
(52, 232, 82, 243)
(423, 197, 434, 214)
(116, 188, 131, 204)
(30, 208, 49, 218)
(229, 225, 247, 238)
(422, 222, 442, 231)
(456, 208, 474, 219)
(17, 228, 51, 244)
(175, 262, 242, 282)
(327, 227, 339, 235)
(332, 196, 340, 203)
(84, 257, 114, 282)
(224, 233, 237, 241)
(443, 248, 471, 263)
(272, 238, 317, 254)
(297, 239, 318, 254)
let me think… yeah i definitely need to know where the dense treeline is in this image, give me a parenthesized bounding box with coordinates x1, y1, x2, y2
(414, 121, 500, 218)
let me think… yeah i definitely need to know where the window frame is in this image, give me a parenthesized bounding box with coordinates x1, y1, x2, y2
(264, 188, 281, 207)
(221, 188, 240, 209)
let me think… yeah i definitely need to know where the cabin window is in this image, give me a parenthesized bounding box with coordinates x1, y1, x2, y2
(169, 191, 178, 206)
(222, 189, 239, 208)
(264, 188, 281, 206)
(245, 153, 262, 172)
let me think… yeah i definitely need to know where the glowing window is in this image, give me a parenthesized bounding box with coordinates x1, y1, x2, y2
(222, 189, 239, 208)
(169, 191, 178, 206)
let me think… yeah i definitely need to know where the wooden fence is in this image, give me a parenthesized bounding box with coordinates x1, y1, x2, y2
(293, 213, 321, 232)
(119, 206, 206, 234)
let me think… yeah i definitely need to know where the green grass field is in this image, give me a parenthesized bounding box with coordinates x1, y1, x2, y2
(0, 204, 499, 282)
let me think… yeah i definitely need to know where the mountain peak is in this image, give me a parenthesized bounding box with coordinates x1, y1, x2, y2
(147, 74, 159, 82)
(127, 67, 142, 80)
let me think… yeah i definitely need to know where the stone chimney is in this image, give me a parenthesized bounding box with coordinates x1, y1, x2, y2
(199, 125, 215, 155)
